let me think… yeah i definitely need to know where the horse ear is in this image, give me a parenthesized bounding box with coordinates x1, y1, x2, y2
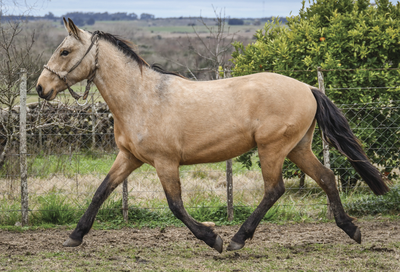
(66, 17, 81, 38)
(63, 17, 70, 33)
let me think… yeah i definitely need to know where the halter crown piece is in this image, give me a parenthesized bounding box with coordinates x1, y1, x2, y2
(44, 31, 102, 106)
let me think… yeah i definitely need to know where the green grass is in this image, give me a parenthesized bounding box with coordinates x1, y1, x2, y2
(27, 152, 118, 178)
(2, 185, 399, 229)
(1, 151, 261, 179)
(1, 151, 399, 229)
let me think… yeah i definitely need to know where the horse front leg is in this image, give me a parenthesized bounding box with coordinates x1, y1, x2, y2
(63, 151, 143, 247)
(155, 160, 224, 253)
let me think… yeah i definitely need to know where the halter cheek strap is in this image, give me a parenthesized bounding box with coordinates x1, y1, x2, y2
(44, 31, 101, 106)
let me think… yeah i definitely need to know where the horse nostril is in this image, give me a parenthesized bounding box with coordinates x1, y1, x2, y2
(36, 84, 43, 97)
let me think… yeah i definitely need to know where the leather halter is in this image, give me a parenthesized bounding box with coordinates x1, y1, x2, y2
(44, 31, 101, 106)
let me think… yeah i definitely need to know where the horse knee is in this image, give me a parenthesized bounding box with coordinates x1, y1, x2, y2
(265, 180, 285, 201)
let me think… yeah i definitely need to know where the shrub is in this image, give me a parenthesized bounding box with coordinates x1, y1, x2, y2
(231, 0, 400, 188)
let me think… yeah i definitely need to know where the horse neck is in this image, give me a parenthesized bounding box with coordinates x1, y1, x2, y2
(92, 40, 161, 116)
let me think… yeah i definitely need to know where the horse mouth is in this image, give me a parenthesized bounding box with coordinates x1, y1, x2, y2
(41, 89, 55, 100)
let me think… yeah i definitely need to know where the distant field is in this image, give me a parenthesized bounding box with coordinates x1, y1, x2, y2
(88, 19, 260, 40)
(147, 25, 259, 34)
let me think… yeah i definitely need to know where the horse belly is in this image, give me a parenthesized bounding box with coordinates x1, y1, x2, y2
(180, 127, 256, 165)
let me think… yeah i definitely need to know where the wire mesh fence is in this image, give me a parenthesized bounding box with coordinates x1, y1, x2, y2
(0, 68, 399, 225)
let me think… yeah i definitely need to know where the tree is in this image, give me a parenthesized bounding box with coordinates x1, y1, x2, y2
(228, 18, 244, 25)
(180, 8, 237, 80)
(231, 0, 400, 189)
(0, 4, 42, 169)
(86, 17, 95, 25)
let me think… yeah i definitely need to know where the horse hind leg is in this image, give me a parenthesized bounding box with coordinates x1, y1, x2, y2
(155, 160, 223, 253)
(287, 132, 361, 244)
(227, 144, 286, 251)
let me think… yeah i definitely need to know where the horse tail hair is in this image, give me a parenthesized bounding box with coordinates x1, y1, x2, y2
(310, 88, 390, 195)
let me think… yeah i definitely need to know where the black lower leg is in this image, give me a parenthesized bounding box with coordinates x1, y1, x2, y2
(166, 195, 218, 248)
(69, 175, 115, 242)
(319, 173, 361, 243)
(230, 181, 285, 248)
(326, 191, 361, 243)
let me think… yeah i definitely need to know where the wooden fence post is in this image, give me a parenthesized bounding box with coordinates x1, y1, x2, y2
(317, 67, 333, 220)
(122, 178, 128, 223)
(20, 68, 28, 226)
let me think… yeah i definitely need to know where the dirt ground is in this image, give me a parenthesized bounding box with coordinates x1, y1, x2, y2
(1, 220, 400, 271)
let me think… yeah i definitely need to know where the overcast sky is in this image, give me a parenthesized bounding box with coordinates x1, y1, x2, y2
(8, 0, 308, 18)
(5, 1, 399, 18)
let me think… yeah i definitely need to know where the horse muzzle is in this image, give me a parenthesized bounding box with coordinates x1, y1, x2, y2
(36, 84, 55, 100)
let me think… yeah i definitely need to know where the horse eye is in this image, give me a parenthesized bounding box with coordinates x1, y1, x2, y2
(61, 50, 69, 56)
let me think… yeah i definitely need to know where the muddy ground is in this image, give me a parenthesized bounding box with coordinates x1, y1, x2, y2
(1, 220, 400, 271)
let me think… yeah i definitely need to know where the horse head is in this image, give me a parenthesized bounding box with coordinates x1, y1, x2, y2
(36, 18, 96, 101)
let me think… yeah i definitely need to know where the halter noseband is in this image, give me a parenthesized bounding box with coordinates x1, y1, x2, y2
(44, 31, 101, 106)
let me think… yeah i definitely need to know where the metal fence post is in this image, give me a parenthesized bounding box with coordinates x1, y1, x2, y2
(122, 178, 129, 222)
(317, 67, 333, 220)
(20, 68, 28, 226)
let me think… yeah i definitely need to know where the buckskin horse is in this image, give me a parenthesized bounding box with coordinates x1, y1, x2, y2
(36, 18, 389, 253)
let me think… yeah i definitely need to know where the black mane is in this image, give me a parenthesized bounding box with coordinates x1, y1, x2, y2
(93, 31, 184, 78)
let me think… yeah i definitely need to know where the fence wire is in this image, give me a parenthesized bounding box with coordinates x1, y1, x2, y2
(0, 72, 399, 224)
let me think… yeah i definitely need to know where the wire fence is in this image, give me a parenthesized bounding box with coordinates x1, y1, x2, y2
(0, 68, 399, 225)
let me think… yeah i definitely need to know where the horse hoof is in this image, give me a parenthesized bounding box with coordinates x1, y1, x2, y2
(352, 227, 361, 244)
(227, 240, 244, 251)
(63, 238, 82, 247)
(213, 235, 223, 254)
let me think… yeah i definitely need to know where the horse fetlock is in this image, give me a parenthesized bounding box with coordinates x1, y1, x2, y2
(63, 237, 82, 247)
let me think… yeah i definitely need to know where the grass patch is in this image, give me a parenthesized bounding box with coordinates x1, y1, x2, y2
(344, 184, 400, 215)
(0, 197, 21, 225)
(1, 151, 262, 179)
(33, 192, 81, 225)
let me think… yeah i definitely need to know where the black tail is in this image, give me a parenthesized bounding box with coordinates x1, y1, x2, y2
(311, 88, 389, 195)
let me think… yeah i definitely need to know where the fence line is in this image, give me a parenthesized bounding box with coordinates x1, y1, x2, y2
(0, 67, 399, 225)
